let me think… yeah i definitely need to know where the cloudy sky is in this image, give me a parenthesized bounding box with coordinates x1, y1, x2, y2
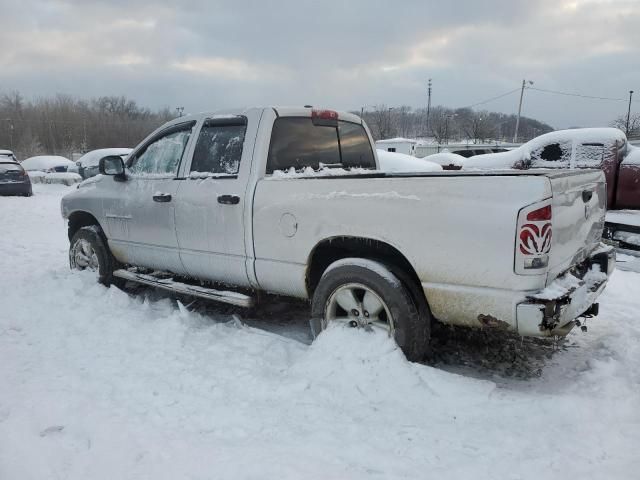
(1, 0, 639, 128)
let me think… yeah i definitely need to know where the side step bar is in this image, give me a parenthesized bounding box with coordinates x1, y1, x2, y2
(113, 269, 254, 308)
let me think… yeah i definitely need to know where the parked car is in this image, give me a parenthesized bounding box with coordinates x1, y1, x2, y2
(0, 160, 32, 196)
(76, 148, 132, 179)
(0, 149, 18, 162)
(61, 107, 614, 360)
(462, 128, 640, 250)
(21, 155, 78, 173)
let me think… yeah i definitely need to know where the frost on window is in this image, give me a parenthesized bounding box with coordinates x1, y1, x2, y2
(130, 128, 192, 175)
(574, 143, 605, 168)
(191, 123, 246, 175)
(530, 141, 572, 168)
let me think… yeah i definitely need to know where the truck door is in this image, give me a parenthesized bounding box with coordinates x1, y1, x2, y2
(174, 114, 257, 287)
(103, 122, 195, 274)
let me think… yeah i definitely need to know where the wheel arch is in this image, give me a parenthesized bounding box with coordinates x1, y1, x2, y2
(67, 210, 105, 241)
(306, 236, 429, 312)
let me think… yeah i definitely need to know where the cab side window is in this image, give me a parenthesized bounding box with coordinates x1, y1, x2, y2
(129, 124, 194, 175)
(530, 141, 572, 168)
(575, 143, 605, 168)
(190, 118, 247, 175)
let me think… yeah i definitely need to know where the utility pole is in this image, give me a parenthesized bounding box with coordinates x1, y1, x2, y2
(625, 90, 634, 136)
(426, 78, 432, 136)
(513, 79, 533, 143)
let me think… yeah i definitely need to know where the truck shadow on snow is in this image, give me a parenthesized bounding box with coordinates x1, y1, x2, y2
(128, 284, 573, 382)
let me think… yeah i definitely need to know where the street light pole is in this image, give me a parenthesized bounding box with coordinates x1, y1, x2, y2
(625, 90, 634, 136)
(513, 79, 533, 143)
(426, 78, 432, 135)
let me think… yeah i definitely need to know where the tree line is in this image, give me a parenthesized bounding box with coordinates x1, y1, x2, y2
(358, 105, 554, 144)
(0, 91, 174, 160)
(1, 90, 571, 160)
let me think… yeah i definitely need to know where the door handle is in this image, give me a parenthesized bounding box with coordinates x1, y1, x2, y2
(153, 193, 172, 203)
(582, 190, 593, 203)
(218, 194, 240, 205)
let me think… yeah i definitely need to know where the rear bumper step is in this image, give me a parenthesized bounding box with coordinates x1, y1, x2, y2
(113, 269, 254, 308)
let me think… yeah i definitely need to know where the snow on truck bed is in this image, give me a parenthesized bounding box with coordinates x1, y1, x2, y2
(0, 184, 639, 479)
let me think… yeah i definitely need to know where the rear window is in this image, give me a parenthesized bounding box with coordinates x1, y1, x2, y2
(266, 117, 375, 173)
(0, 162, 22, 171)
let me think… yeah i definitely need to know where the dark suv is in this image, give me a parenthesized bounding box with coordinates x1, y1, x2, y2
(0, 161, 32, 196)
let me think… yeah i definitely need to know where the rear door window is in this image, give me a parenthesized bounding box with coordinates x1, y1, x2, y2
(266, 117, 375, 173)
(190, 118, 247, 175)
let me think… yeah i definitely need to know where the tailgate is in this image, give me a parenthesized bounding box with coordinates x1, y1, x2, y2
(547, 170, 606, 282)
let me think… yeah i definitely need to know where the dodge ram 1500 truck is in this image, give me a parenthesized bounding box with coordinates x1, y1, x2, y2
(61, 107, 615, 360)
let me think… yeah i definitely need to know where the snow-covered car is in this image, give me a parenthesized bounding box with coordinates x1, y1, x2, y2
(0, 160, 32, 196)
(61, 107, 615, 361)
(375, 149, 442, 172)
(0, 149, 18, 162)
(76, 148, 132, 179)
(21, 155, 78, 173)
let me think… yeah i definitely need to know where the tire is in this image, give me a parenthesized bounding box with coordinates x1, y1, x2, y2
(69, 225, 120, 287)
(311, 258, 430, 361)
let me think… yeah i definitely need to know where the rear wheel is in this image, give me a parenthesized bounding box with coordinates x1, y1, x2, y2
(69, 226, 120, 286)
(311, 258, 430, 361)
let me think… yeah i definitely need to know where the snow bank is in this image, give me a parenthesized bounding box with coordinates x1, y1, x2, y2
(376, 149, 442, 172)
(21, 155, 77, 172)
(424, 152, 466, 168)
(26, 170, 47, 183)
(43, 172, 82, 185)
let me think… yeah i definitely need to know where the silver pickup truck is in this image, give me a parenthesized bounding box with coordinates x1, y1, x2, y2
(61, 107, 615, 360)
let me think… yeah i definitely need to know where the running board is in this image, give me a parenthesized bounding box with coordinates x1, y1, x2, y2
(112, 269, 254, 308)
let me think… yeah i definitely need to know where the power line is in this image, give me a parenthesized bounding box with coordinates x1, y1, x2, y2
(527, 86, 628, 102)
(459, 88, 522, 110)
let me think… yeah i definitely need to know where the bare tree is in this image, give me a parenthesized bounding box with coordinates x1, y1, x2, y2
(611, 114, 640, 138)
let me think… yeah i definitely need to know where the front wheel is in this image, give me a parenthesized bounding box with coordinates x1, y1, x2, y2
(311, 258, 430, 361)
(69, 225, 119, 286)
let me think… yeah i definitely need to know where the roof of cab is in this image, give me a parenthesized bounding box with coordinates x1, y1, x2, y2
(166, 106, 362, 126)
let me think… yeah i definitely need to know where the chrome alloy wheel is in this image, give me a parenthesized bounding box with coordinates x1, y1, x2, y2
(324, 283, 395, 334)
(71, 238, 100, 271)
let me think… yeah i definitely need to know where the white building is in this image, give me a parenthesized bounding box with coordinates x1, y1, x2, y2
(374, 138, 417, 156)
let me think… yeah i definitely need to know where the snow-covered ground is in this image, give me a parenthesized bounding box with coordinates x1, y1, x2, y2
(1, 184, 639, 479)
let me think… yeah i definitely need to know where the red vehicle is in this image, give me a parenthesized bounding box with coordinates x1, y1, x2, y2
(459, 128, 640, 249)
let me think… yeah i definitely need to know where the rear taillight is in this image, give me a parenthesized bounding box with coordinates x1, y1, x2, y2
(515, 203, 552, 274)
(526, 205, 551, 221)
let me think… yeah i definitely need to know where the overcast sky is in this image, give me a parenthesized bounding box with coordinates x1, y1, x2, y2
(1, 0, 639, 128)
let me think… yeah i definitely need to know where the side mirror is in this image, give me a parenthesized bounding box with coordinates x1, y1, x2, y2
(99, 155, 126, 179)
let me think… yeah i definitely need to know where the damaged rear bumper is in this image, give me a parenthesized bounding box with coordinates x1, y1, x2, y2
(516, 244, 615, 337)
